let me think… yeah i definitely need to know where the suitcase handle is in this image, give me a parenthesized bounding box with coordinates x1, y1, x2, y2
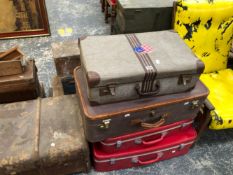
(141, 117, 165, 129)
(135, 82, 160, 96)
(138, 153, 163, 165)
(142, 132, 168, 145)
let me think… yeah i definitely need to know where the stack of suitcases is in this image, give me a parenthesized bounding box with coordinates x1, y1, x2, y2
(74, 30, 209, 171)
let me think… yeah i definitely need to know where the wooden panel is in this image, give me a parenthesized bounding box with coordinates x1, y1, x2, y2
(0, 47, 24, 61)
(0, 60, 23, 77)
(52, 76, 64, 97)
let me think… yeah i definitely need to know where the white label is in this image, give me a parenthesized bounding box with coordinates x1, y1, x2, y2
(156, 59, 161, 65)
(172, 150, 176, 154)
(124, 113, 131, 118)
(184, 102, 190, 106)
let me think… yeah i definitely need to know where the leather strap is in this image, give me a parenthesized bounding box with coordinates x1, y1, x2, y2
(141, 117, 165, 129)
(126, 34, 157, 93)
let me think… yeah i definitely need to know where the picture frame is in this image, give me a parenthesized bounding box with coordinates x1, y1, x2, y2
(0, 0, 50, 40)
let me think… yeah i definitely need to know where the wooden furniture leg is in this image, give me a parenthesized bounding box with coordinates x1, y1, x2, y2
(196, 99, 214, 142)
(101, 0, 105, 12)
(111, 4, 117, 32)
(105, 0, 109, 23)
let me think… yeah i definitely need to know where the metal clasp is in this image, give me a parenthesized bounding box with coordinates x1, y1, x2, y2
(178, 75, 193, 86)
(191, 100, 199, 109)
(98, 119, 111, 129)
(116, 141, 122, 148)
(99, 85, 116, 96)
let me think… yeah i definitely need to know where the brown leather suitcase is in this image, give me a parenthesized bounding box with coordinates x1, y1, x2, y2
(0, 95, 90, 175)
(74, 67, 209, 142)
(0, 60, 41, 104)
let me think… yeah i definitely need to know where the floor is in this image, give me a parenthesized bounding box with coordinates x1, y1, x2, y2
(1, 1, 233, 175)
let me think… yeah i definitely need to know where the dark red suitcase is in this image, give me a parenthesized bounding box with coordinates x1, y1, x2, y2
(93, 126, 197, 172)
(98, 119, 193, 153)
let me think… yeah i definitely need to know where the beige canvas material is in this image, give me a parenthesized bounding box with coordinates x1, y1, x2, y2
(81, 31, 199, 87)
(80, 31, 202, 104)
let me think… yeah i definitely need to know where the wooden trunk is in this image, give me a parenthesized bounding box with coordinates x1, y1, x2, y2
(0, 60, 40, 104)
(0, 95, 90, 175)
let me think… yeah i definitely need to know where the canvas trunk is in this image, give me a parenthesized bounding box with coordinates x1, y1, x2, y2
(74, 67, 209, 142)
(80, 31, 205, 105)
(0, 60, 41, 104)
(93, 126, 197, 171)
(0, 95, 90, 175)
(114, 0, 174, 34)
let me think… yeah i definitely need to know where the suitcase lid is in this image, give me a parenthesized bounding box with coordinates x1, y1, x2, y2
(117, 0, 174, 8)
(80, 31, 204, 88)
(74, 67, 209, 120)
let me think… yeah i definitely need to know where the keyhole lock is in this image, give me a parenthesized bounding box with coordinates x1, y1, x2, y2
(98, 119, 111, 129)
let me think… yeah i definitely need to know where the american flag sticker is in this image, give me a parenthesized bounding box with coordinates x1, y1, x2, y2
(134, 44, 153, 54)
(141, 44, 153, 53)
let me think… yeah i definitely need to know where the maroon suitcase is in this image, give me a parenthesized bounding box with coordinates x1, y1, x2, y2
(74, 67, 209, 142)
(93, 126, 197, 172)
(98, 119, 193, 153)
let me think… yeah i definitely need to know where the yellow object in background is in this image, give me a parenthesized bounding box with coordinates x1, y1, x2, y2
(175, 0, 233, 73)
(200, 69, 233, 129)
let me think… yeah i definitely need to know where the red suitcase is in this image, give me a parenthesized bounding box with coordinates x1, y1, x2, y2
(93, 126, 197, 172)
(98, 119, 193, 153)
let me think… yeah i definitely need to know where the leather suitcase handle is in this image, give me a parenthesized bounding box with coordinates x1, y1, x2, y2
(142, 132, 168, 145)
(138, 153, 163, 165)
(141, 117, 165, 129)
(135, 81, 160, 96)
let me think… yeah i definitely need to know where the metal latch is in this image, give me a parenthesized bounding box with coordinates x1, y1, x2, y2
(179, 144, 185, 150)
(98, 119, 111, 129)
(191, 100, 199, 109)
(116, 141, 122, 148)
(178, 75, 193, 86)
(110, 159, 116, 165)
(99, 85, 116, 96)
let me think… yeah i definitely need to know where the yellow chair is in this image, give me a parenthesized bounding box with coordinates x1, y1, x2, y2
(174, 0, 233, 129)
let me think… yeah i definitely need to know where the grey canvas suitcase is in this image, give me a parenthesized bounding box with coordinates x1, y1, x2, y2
(80, 31, 205, 105)
(0, 95, 90, 175)
(114, 0, 174, 34)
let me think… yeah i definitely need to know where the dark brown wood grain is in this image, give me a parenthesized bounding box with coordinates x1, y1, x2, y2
(0, 60, 40, 103)
(0, 60, 23, 77)
(0, 47, 24, 61)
